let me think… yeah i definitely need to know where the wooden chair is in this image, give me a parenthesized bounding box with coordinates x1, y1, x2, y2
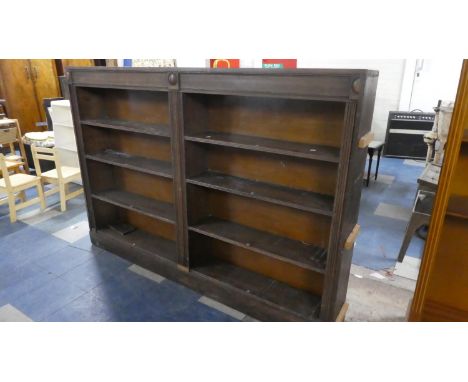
(0, 154, 45, 223)
(0, 119, 30, 174)
(31, 145, 83, 212)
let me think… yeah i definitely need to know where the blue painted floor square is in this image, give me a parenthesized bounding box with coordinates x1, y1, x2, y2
(45, 292, 120, 322)
(12, 277, 86, 321)
(33, 245, 93, 276)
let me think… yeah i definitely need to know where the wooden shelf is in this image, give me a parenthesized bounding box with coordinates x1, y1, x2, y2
(190, 217, 327, 273)
(99, 227, 177, 263)
(185, 132, 340, 163)
(194, 260, 321, 320)
(82, 118, 170, 138)
(187, 171, 334, 216)
(92, 190, 175, 224)
(446, 195, 468, 220)
(86, 150, 172, 178)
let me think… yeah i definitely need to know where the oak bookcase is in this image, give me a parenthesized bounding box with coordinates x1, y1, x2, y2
(68, 67, 378, 321)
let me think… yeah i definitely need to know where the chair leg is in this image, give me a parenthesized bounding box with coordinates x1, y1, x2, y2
(19, 190, 26, 203)
(59, 183, 67, 212)
(36, 182, 46, 211)
(7, 192, 17, 223)
(398, 213, 426, 262)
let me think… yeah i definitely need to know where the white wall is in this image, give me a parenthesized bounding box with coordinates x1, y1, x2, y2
(405, 59, 463, 112)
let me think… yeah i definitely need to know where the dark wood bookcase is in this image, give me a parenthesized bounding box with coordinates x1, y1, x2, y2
(68, 67, 378, 321)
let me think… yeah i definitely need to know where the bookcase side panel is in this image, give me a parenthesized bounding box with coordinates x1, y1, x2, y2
(320, 73, 379, 321)
(68, 82, 97, 231)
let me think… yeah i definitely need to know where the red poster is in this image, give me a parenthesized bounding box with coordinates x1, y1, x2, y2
(210, 59, 240, 68)
(262, 59, 297, 69)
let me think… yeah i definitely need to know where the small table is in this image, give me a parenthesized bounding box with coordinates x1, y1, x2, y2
(365, 140, 385, 187)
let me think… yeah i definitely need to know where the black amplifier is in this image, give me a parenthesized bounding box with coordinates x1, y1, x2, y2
(383, 111, 435, 159)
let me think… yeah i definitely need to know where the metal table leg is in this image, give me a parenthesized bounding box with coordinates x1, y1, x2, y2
(375, 146, 383, 181)
(366, 147, 375, 187)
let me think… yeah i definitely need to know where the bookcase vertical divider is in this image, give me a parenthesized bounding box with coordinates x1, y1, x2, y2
(169, 90, 190, 270)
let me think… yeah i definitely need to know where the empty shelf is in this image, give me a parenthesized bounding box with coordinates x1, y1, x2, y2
(187, 171, 334, 216)
(92, 190, 175, 224)
(86, 150, 172, 178)
(82, 118, 170, 137)
(190, 217, 327, 273)
(99, 227, 177, 263)
(185, 132, 340, 163)
(194, 260, 321, 320)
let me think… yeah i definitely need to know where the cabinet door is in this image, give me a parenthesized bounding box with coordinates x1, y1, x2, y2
(29, 59, 61, 122)
(0, 59, 42, 134)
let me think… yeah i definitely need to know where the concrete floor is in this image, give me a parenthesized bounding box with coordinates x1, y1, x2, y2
(345, 264, 416, 321)
(343, 156, 425, 321)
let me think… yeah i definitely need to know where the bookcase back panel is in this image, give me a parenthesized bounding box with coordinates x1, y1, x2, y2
(126, 210, 176, 241)
(204, 145, 337, 196)
(184, 94, 345, 148)
(76, 87, 169, 125)
(115, 167, 174, 203)
(93, 199, 175, 241)
(92, 198, 118, 228)
(87, 161, 173, 203)
(86, 160, 116, 193)
(188, 186, 331, 248)
(82, 125, 171, 162)
(190, 233, 324, 295)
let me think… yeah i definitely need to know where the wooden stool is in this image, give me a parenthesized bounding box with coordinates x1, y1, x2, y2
(0, 119, 30, 174)
(398, 190, 435, 262)
(365, 140, 385, 187)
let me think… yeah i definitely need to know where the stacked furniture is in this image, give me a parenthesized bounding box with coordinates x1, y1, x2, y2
(0, 118, 29, 174)
(410, 60, 468, 321)
(68, 67, 378, 321)
(0, 59, 99, 134)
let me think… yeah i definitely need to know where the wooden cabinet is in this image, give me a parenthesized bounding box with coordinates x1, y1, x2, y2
(410, 60, 468, 321)
(0, 59, 100, 134)
(68, 67, 378, 321)
(56, 59, 97, 77)
(0, 59, 60, 133)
